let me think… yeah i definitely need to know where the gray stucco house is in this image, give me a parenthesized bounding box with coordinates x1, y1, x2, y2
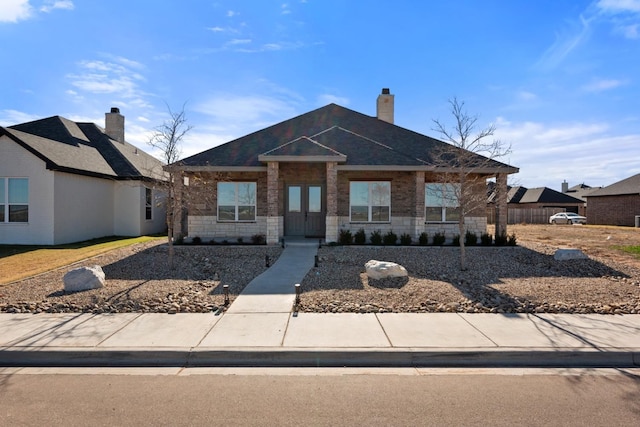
(175, 89, 518, 244)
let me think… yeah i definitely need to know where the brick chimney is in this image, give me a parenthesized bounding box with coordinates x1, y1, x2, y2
(376, 88, 394, 124)
(105, 107, 125, 143)
(561, 180, 569, 193)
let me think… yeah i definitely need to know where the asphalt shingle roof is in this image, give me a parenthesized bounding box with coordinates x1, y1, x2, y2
(2, 116, 164, 181)
(587, 173, 640, 197)
(507, 186, 584, 204)
(180, 103, 518, 173)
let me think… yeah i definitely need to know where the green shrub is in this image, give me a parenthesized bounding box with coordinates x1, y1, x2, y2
(383, 230, 398, 246)
(480, 233, 493, 246)
(192, 236, 202, 245)
(237, 237, 244, 244)
(432, 232, 446, 246)
(400, 233, 412, 246)
(452, 234, 460, 246)
(465, 231, 478, 246)
(354, 228, 367, 245)
(370, 230, 383, 245)
(418, 232, 429, 246)
(251, 234, 266, 245)
(507, 233, 517, 246)
(339, 229, 353, 245)
(494, 232, 507, 246)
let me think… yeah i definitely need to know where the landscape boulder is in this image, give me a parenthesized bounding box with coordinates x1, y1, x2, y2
(365, 260, 408, 280)
(63, 265, 105, 293)
(554, 248, 588, 261)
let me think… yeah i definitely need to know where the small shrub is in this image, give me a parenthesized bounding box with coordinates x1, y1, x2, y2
(191, 236, 202, 245)
(432, 232, 446, 246)
(400, 233, 412, 246)
(251, 234, 266, 245)
(452, 234, 460, 246)
(494, 232, 507, 246)
(339, 229, 353, 245)
(175, 235, 184, 245)
(480, 233, 493, 246)
(507, 233, 517, 246)
(418, 232, 429, 246)
(354, 228, 367, 245)
(465, 231, 478, 246)
(237, 237, 244, 244)
(383, 230, 398, 246)
(370, 230, 383, 245)
(221, 239, 229, 245)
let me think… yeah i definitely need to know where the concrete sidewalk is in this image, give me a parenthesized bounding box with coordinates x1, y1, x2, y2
(1, 312, 639, 368)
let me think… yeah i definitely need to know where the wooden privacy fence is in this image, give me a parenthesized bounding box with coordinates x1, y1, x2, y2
(486, 207, 565, 224)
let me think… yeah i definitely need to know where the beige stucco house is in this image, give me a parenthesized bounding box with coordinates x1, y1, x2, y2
(176, 89, 518, 244)
(0, 108, 167, 245)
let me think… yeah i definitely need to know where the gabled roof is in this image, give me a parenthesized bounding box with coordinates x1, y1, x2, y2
(179, 103, 518, 173)
(1, 116, 164, 181)
(586, 173, 640, 197)
(508, 186, 584, 204)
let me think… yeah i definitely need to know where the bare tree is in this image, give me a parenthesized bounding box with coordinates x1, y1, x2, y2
(148, 104, 192, 269)
(432, 97, 511, 270)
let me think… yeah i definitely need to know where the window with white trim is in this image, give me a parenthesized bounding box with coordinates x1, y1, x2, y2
(145, 187, 153, 220)
(0, 178, 29, 223)
(217, 182, 257, 221)
(425, 183, 460, 222)
(350, 181, 390, 222)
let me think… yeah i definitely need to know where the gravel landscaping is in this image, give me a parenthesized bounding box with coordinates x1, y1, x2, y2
(1, 226, 640, 315)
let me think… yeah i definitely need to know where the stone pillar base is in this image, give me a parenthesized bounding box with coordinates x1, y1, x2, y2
(266, 216, 282, 245)
(325, 215, 338, 243)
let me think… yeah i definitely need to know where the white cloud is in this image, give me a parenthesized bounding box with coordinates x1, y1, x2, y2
(208, 26, 225, 32)
(317, 94, 350, 106)
(597, 0, 640, 13)
(66, 56, 151, 110)
(622, 23, 639, 37)
(40, 0, 74, 13)
(0, 109, 40, 126)
(582, 78, 627, 92)
(227, 10, 237, 17)
(281, 3, 291, 14)
(516, 91, 537, 101)
(493, 117, 640, 188)
(0, 0, 32, 23)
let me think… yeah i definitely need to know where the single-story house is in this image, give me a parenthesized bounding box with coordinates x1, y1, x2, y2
(175, 89, 518, 244)
(585, 173, 640, 226)
(0, 108, 167, 245)
(488, 185, 585, 224)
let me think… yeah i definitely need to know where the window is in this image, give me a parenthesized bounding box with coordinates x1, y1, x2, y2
(426, 183, 460, 222)
(145, 188, 153, 220)
(350, 181, 390, 222)
(0, 178, 29, 223)
(218, 182, 256, 221)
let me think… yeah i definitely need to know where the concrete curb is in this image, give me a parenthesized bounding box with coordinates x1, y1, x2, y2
(1, 347, 638, 368)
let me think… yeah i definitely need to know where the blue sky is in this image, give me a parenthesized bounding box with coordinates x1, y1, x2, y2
(1, 0, 639, 190)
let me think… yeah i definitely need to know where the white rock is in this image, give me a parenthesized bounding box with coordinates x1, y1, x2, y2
(63, 265, 105, 293)
(365, 260, 408, 280)
(554, 248, 588, 261)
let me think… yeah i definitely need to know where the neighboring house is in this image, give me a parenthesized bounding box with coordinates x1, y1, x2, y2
(0, 108, 167, 245)
(586, 173, 640, 226)
(175, 89, 518, 244)
(487, 185, 585, 224)
(561, 181, 599, 203)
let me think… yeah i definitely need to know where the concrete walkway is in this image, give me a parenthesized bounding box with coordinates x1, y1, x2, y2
(225, 239, 318, 314)
(1, 312, 639, 368)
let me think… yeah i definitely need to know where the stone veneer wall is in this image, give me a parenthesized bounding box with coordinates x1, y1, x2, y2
(188, 215, 267, 241)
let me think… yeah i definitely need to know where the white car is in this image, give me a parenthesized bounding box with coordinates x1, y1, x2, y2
(549, 212, 587, 225)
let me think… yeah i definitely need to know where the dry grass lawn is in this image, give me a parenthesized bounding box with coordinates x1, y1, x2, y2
(0, 236, 165, 285)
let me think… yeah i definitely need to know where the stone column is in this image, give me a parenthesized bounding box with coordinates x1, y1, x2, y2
(325, 162, 338, 243)
(494, 173, 508, 238)
(266, 162, 280, 245)
(414, 171, 425, 238)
